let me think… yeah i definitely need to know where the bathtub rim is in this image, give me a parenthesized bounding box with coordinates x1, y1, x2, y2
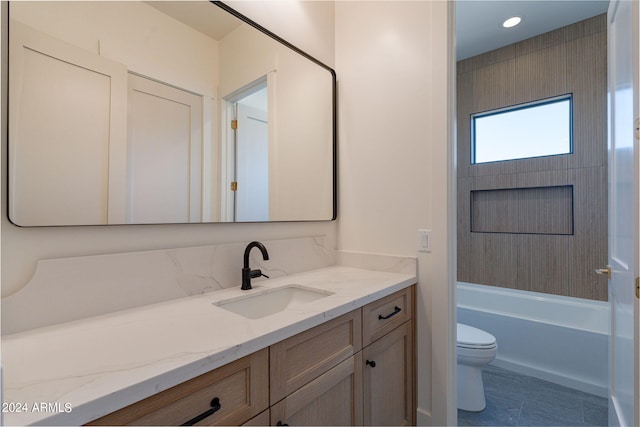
(456, 281, 609, 335)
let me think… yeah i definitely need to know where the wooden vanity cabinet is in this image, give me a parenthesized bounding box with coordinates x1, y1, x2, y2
(89, 286, 415, 426)
(87, 349, 269, 426)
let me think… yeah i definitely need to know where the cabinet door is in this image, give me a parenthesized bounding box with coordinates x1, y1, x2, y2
(271, 354, 363, 426)
(362, 321, 414, 426)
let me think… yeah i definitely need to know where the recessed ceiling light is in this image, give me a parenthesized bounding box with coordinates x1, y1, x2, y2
(502, 16, 522, 28)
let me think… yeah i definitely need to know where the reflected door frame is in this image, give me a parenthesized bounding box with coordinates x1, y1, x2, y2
(221, 72, 277, 222)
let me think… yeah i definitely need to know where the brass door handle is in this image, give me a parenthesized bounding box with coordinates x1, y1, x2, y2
(595, 265, 611, 279)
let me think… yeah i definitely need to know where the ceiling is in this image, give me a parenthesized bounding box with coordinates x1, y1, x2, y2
(145, 1, 241, 41)
(148, 1, 610, 60)
(456, 1, 610, 60)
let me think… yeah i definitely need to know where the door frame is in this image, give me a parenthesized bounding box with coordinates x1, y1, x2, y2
(605, 0, 640, 425)
(440, 1, 458, 425)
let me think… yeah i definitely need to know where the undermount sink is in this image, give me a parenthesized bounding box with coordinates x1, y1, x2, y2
(213, 285, 333, 319)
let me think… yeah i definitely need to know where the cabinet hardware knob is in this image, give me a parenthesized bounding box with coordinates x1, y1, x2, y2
(378, 306, 401, 320)
(366, 359, 376, 368)
(276, 422, 289, 426)
(181, 397, 221, 426)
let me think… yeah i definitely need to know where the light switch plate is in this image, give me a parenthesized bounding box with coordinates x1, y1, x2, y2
(418, 229, 431, 252)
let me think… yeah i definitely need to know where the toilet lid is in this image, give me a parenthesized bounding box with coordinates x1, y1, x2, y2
(457, 323, 496, 349)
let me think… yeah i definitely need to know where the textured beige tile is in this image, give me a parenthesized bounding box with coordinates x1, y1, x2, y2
(515, 43, 567, 103)
(517, 235, 570, 296)
(457, 71, 473, 178)
(568, 167, 608, 301)
(566, 14, 606, 41)
(567, 32, 607, 169)
(473, 58, 516, 113)
(516, 26, 566, 56)
(473, 44, 516, 69)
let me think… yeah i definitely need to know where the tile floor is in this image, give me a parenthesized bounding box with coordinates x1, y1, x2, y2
(457, 365, 608, 427)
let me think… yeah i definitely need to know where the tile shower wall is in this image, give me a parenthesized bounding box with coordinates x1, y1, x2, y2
(457, 15, 608, 301)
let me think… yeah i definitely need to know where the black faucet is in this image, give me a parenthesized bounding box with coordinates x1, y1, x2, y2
(242, 241, 270, 290)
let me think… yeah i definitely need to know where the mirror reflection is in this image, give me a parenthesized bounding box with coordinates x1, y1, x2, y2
(8, 1, 335, 226)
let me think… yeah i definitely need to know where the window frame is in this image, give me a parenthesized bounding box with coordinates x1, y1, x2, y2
(470, 94, 574, 165)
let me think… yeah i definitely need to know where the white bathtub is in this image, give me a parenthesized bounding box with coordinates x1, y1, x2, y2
(457, 282, 609, 397)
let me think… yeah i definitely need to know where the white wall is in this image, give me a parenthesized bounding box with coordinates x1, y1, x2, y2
(335, 1, 455, 424)
(1, 2, 337, 297)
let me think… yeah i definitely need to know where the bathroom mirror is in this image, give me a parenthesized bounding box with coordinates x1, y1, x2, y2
(7, 1, 336, 226)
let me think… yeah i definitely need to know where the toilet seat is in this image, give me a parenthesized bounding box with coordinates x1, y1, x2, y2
(457, 323, 496, 349)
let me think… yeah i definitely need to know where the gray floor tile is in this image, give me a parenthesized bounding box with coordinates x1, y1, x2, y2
(517, 406, 588, 427)
(457, 365, 608, 427)
(518, 388, 584, 422)
(583, 400, 608, 426)
(459, 394, 522, 426)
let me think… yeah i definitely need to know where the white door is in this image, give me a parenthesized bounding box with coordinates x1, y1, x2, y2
(234, 90, 269, 222)
(606, 1, 639, 426)
(127, 74, 203, 224)
(8, 21, 127, 225)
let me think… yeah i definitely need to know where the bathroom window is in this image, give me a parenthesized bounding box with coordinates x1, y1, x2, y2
(471, 95, 573, 164)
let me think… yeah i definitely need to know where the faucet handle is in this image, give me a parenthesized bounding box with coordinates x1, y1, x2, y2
(250, 269, 269, 279)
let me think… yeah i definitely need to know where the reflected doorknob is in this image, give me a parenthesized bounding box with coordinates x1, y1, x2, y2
(594, 265, 611, 279)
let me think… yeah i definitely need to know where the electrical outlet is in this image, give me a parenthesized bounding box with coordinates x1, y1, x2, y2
(418, 229, 431, 252)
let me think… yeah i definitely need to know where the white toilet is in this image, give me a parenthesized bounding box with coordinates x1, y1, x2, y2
(456, 323, 497, 412)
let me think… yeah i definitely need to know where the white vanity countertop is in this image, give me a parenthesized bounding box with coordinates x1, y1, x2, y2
(1, 266, 415, 426)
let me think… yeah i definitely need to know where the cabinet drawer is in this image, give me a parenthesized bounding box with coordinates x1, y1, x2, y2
(270, 310, 362, 405)
(88, 349, 269, 426)
(362, 286, 413, 346)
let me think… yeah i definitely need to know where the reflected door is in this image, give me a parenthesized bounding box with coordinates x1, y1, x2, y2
(234, 89, 269, 222)
(8, 21, 127, 225)
(127, 74, 203, 224)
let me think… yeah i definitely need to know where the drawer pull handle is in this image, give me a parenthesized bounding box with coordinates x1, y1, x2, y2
(181, 397, 221, 426)
(366, 359, 376, 368)
(276, 422, 289, 426)
(378, 306, 401, 320)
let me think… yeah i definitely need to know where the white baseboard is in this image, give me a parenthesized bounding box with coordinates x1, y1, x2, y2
(491, 358, 608, 398)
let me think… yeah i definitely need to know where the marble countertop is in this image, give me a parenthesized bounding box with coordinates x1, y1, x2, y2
(1, 266, 416, 426)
